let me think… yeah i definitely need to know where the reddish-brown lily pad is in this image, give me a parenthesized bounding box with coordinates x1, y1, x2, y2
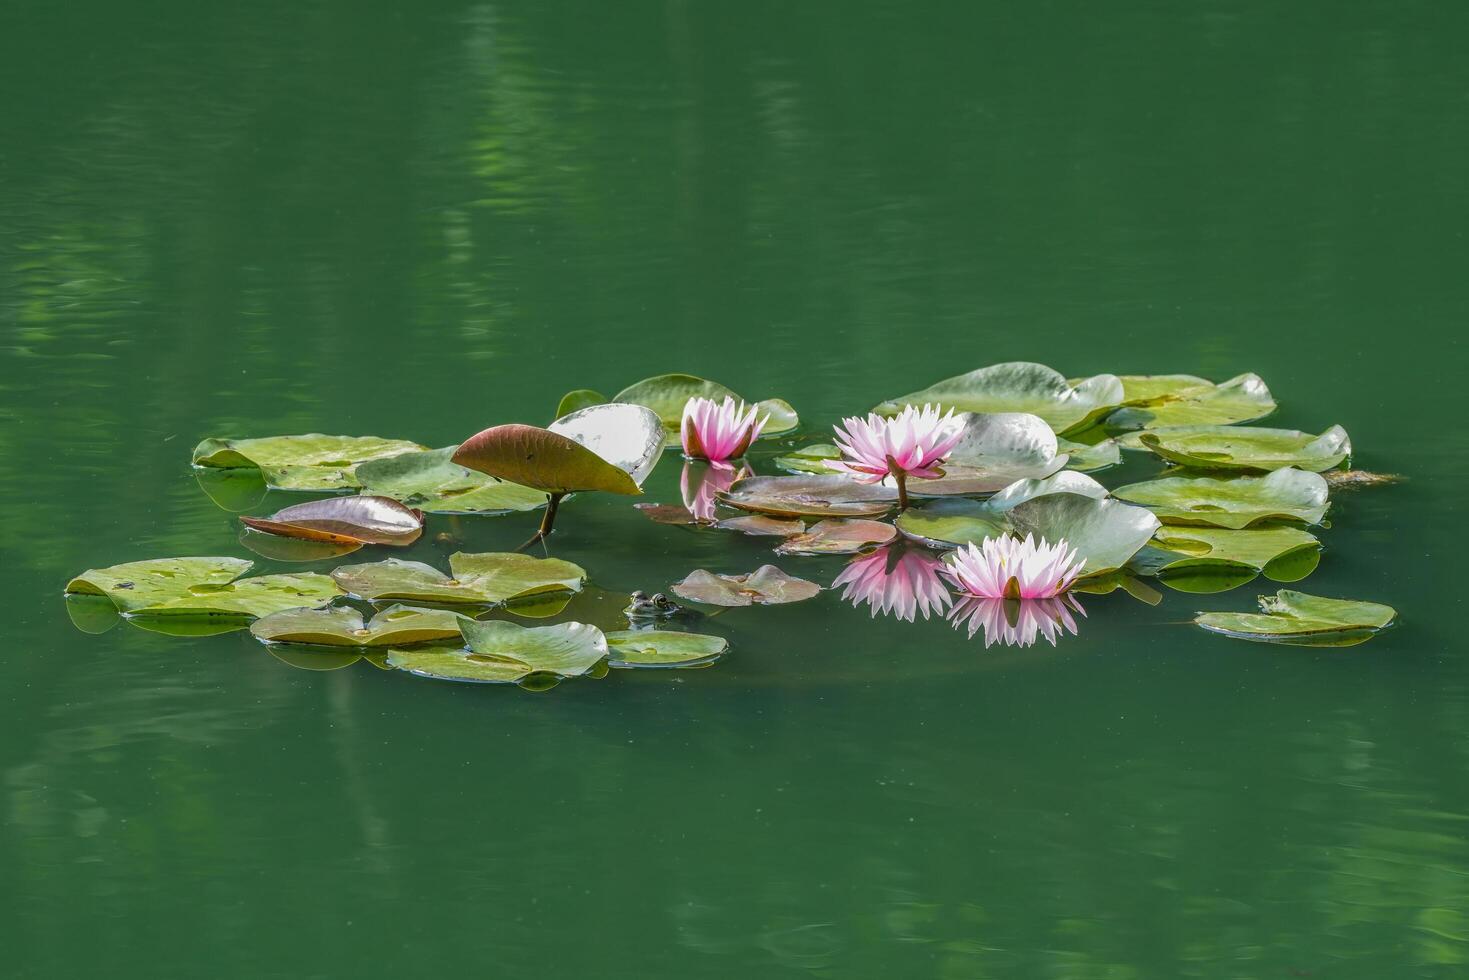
(240, 495, 423, 546)
(670, 565, 821, 607)
(716, 515, 806, 536)
(775, 519, 898, 556)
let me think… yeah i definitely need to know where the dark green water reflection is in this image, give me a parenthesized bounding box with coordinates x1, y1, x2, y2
(3, 2, 1468, 977)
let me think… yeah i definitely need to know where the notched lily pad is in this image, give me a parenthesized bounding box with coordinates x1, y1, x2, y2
(875, 362, 1123, 435)
(65, 557, 341, 619)
(1110, 373, 1276, 429)
(671, 565, 821, 607)
(251, 604, 465, 647)
(1150, 526, 1322, 585)
(1058, 437, 1121, 473)
(774, 444, 842, 475)
(1194, 591, 1397, 647)
(355, 447, 547, 514)
(1112, 468, 1330, 529)
(240, 495, 423, 546)
(1137, 424, 1351, 472)
(330, 552, 586, 606)
(611, 373, 799, 437)
(718, 475, 894, 518)
(775, 519, 897, 556)
(191, 434, 425, 491)
(460, 619, 608, 677)
(605, 630, 730, 668)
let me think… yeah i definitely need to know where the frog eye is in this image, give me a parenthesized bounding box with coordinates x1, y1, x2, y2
(652, 593, 673, 608)
(630, 590, 647, 601)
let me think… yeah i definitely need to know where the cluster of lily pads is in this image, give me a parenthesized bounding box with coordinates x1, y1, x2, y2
(65, 365, 1400, 691)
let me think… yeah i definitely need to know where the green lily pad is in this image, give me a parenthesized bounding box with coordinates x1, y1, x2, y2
(1005, 493, 1161, 576)
(355, 447, 547, 514)
(874, 362, 1123, 435)
(240, 495, 424, 546)
(65, 557, 341, 619)
(460, 619, 609, 677)
(1150, 526, 1322, 584)
(555, 389, 607, 420)
(330, 552, 585, 606)
(986, 471, 1108, 511)
(896, 493, 1158, 577)
(386, 643, 535, 684)
(775, 519, 897, 556)
(671, 565, 821, 607)
(611, 373, 799, 437)
(905, 412, 1067, 494)
(1112, 468, 1330, 529)
(1058, 437, 1121, 473)
(605, 630, 730, 668)
(250, 604, 465, 647)
(718, 475, 894, 519)
(1194, 590, 1397, 647)
(1136, 424, 1351, 473)
(191, 434, 425, 492)
(1109, 373, 1277, 429)
(774, 444, 842, 475)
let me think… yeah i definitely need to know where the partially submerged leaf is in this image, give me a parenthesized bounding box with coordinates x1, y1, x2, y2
(330, 552, 585, 605)
(1194, 590, 1397, 647)
(1150, 526, 1322, 584)
(775, 519, 897, 556)
(355, 447, 547, 514)
(1058, 437, 1121, 473)
(718, 474, 894, 518)
(874, 362, 1123, 435)
(65, 557, 342, 620)
(386, 643, 534, 684)
(1137, 424, 1351, 472)
(195, 467, 268, 512)
(460, 619, 608, 677)
(65, 592, 122, 634)
(716, 515, 807, 536)
(191, 434, 425, 491)
(605, 630, 729, 668)
(555, 389, 607, 420)
(671, 565, 821, 607)
(251, 604, 465, 647)
(240, 495, 423, 546)
(1110, 373, 1276, 429)
(1112, 468, 1330, 529)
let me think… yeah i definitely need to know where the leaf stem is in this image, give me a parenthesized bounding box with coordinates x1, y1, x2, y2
(516, 492, 564, 551)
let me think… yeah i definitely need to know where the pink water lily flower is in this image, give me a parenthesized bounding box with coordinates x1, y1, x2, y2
(831, 546, 952, 623)
(681, 396, 767, 464)
(948, 596, 1086, 648)
(826, 404, 963, 509)
(942, 534, 1085, 599)
(680, 460, 751, 523)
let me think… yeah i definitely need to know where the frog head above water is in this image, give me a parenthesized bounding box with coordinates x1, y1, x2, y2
(623, 590, 698, 629)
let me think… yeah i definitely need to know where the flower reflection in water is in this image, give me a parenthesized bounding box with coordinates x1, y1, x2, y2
(680, 460, 752, 523)
(948, 595, 1087, 648)
(832, 546, 952, 622)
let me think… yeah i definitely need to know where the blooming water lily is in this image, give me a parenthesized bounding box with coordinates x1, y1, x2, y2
(826, 403, 963, 509)
(681, 396, 767, 464)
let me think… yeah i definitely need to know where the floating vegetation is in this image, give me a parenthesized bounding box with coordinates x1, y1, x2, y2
(1194, 591, 1397, 647)
(68, 360, 1401, 690)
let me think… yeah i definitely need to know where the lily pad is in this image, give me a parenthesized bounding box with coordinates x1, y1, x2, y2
(240, 495, 424, 546)
(65, 557, 341, 619)
(605, 630, 730, 668)
(191, 434, 425, 492)
(460, 619, 608, 677)
(555, 389, 607, 420)
(775, 519, 897, 556)
(1112, 468, 1330, 529)
(895, 499, 1009, 550)
(874, 362, 1123, 435)
(355, 447, 547, 514)
(251, 604, 466, 647)
(1005, 493, 1161, 576)
(904, 412, 1068, 495)
(1150, 526, 1322, 583)
(1194, 591, 1397, 647)
(451, 423, 642, 496)
(718, 475, 894, 518)
(548, 403, 665, 487)
(386, 643, 534, 684)
(774, 444, 842, 475)
(634, 503, 703, 526)
(671, 565, 821, 607)
(716, 515, 807, 536)
(64, 593, 122, 634)
(330, 552, 585, 605)
(1136, 424, 1351, 473)
(1110, 373, 1276, 430)
(195, 467, 268, 512)
(1058, 437, 1121, 473)
(612, 373, 799, 436)
(986, 471, 1108, 511)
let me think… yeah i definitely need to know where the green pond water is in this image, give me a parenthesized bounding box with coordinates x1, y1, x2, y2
(4, 3, 1468, 977)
